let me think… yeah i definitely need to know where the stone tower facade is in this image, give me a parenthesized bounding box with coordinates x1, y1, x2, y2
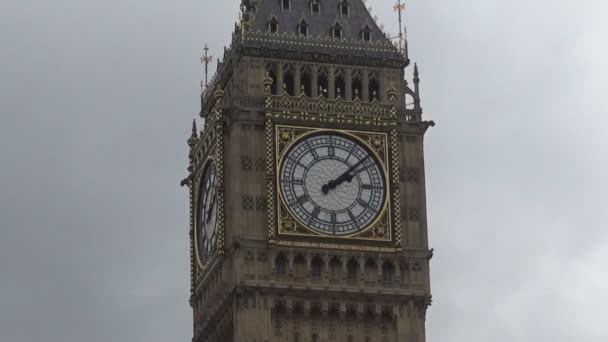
(183, 1, 434, 341)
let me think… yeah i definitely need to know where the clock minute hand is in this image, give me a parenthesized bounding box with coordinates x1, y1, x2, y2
(322, 155, 370, 194)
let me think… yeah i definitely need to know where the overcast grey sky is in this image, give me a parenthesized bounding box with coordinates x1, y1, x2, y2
(1, 0, 607, 341)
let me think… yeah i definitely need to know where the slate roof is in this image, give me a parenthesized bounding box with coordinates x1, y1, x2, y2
(240, 0, 405, 62)
(248, 0, 388, 43)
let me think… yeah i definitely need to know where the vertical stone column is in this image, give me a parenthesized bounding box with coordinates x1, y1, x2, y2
(395, 259, 402, 285)
(358, 255, 365, 282)
(379, 70, 387, 103)
(362, 68, 370, 102)
(270, 251, 277, 273)
(311, 65, 319, 98)
(294, 63, 301, 97)
(328, 66, 336, 99)
(277, 63, 284, 95)
(288, 251, 294, 274)
(345, 67, 353, 101)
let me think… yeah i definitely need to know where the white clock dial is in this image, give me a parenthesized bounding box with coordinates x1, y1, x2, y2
(197, 161, 218, 263)
(280, 133, 386, 235)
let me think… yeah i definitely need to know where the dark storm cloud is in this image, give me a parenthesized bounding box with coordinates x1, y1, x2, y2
(1, 0, 606, 341)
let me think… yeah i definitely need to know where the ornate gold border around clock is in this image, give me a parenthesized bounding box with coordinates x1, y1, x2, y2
(193, 89, 226, 277)
(390, 129, 403, 249)
(272, 124, 393, 242)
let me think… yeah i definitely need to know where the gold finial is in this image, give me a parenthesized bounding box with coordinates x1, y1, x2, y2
(200, 44, 213, 88)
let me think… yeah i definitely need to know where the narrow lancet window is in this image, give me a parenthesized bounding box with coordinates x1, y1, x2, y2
(268, 17, 279, 34)
(311, 0, 320, 15)
(332, 24, 343, 40)
(362, 25, 372, 41)
(339, 1, 349, 17)
(298, 20, 309, 37)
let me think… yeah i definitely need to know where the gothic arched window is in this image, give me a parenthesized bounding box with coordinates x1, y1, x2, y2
(311, 0, 320, 15)
(311, 256, 323, 278)
(298, 20, 309, 37)
(362, 25, 372, 41)
(339, 0, 350, 17)
(382, 261, 395, 282)
(300, 67, 312, 97)
(347, 258, 358, 281)
(268, 17, 279, 34)
(275, 254, 287, 275)
(317, 68, 328, 97)
(352, 73, 362, 99)
(331, 23, 343, 40)
(335, 75, 345, 98)
(369, 78, 380, 101)
(283, 67, 295, 96)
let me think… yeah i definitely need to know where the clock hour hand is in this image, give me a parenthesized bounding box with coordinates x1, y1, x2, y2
(322, 155, 370, 194)
(206, 192, 216, 224)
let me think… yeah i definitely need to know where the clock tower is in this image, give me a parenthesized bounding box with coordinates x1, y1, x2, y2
(183, 1, 434, 341)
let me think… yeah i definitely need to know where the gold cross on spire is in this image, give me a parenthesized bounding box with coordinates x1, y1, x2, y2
(393, 0, 406, 53)
(200, 44, 213, 89)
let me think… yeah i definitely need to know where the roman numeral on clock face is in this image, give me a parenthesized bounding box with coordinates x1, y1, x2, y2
(328, 136, 335, 157)
(347, 210, 357, 222)
(305, 141, 319, 159)
(358, 199, 369, 208)
(297, 194, 309, 205)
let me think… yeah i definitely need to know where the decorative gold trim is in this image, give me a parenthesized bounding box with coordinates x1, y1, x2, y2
(265, 93, 397, 127)
(271, 239, 398, 253)
(214, 91, 226, 256)
(193, 88, 226, 277)
(274, 125, 392, 241)
(265, 117, 276, 239)
(390, 129, 403, 249)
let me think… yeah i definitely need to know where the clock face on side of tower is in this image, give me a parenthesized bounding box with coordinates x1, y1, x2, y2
(279, 133, 387, 236)
(196, 160, 219, 265)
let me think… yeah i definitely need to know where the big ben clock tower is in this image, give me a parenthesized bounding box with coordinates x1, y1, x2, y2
(183, 1, 434, 341)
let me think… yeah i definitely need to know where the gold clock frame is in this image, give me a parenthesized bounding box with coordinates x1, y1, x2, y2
(189, 89, 227, 282)
(271, 124, 393, 243)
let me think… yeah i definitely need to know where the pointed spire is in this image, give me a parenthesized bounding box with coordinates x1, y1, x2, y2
(187, 119, 198, 148)
(191, 119, 198, 138)
(413, 63, 421, 110)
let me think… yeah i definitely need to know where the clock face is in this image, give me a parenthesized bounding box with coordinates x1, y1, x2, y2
(197, 161, 218, 264)
(279, 133, 386, 236)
